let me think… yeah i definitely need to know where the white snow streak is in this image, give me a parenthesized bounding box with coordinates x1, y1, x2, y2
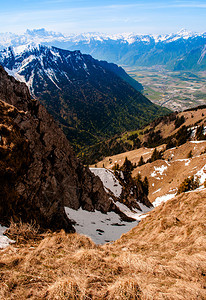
(115, 201, 152, 221)
(153, 194, 176, 207)
(90, 168, 122, 197)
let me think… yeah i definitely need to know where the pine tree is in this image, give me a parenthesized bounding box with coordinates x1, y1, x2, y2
(187, 150, 193, 158)
(121, 157, 134, 183)
(148, 148, 162, 163)
(138, 156, 145, 166)
(143, 176, 149, 195)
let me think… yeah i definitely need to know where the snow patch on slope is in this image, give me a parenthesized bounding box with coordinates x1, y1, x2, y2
(5, 67, 26, 84)
(65, 207, 138, 244)
(78, 167, 153, 243)
(90, 167, 152, 218)
(153, 194, 176, 207)
(151, 165, 167, 177)
(44, 68, 61, 90)
(195, 164, 206, 186)
(90, 168, 122, 197)
(114, 201, 151, 221)
(0, 225, 15, 249)
(190, 140, 206, 144)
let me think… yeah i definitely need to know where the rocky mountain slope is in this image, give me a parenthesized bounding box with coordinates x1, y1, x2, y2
(92, 140, 206, 205)
(0, 45, 168, 154)
(0, 28, 205, 71)
(0, 65, 117, 231)
(174, 44, 206, 71)
(0, 63, 205, 296)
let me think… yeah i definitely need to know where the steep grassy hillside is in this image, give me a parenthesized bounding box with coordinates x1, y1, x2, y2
(1, 189, 205, 299)
(85, 106, 206, 164)
(91, 106, 206, 205)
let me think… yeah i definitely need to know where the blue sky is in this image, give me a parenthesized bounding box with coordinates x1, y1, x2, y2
(1, 0, 205, 34)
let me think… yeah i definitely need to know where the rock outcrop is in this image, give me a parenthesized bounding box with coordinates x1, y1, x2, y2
(0, 65, 112, 232)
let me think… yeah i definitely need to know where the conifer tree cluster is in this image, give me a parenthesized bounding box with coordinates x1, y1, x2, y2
(147, 148, 163, 163)
(196, 124, 206, 141)
(138, 156, 145, 166)
(177, 175, 199, 194)
(113, 157, 149, 201)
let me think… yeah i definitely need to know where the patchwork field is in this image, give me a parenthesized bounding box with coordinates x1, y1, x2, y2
(125, 67, 206, 111)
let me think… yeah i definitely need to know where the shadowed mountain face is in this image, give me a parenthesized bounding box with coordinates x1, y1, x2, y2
(0, 65, 115, 232)
(0, 46, 169, 152)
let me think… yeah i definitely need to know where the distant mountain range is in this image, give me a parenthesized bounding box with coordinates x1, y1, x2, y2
(0, 45, 169, 153)
(0, 28, 205, 70)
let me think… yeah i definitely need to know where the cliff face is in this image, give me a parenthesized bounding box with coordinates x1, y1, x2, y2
(0, 65, 111, 231)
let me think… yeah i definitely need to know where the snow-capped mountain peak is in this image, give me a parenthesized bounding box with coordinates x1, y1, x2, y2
(0, 45, 91, 96)
(12, 43, 43, 56)
(177, 28, 195, 38)
(0, 28, 205, 52)
(25, 28, 64, 38)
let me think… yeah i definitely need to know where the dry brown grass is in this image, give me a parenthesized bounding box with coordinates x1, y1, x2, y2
(5, 220, 41, 244)
(90, 140, 206, 203)
(0, 189, 206, 299)
(90, 145, 165, 169)
(132, 142, 206, 202)
(46, 277, 84, 300)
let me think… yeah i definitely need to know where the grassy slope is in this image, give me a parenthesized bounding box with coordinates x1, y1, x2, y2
(0, 189, 205, 299)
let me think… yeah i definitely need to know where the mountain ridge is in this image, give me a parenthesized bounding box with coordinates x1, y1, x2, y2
(0, 28, 205, 71)
(0, 45, 169, 154)
(0, 28, 205, 48)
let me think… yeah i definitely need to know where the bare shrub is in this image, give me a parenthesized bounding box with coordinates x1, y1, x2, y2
(5, 219, 40, 243)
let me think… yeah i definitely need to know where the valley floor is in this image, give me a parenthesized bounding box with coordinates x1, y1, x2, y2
(125, 67, 206, 111)
(0, 189, 205, 299)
